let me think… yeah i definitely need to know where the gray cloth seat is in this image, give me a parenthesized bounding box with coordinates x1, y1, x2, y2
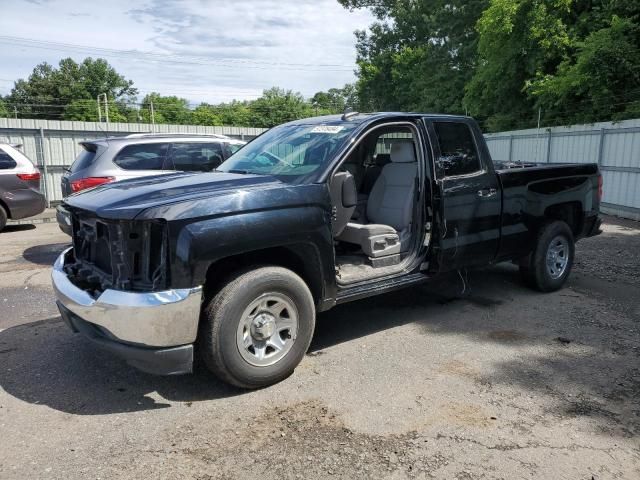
(362, 153, 391, 194)
(337, 142, 417, 257)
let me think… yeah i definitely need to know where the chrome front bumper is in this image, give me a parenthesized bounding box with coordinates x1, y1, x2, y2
(52, 248, 203, 348)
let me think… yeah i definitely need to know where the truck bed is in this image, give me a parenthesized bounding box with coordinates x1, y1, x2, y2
(495, 161, 599, 186)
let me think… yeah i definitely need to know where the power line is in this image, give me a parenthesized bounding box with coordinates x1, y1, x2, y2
(0, 77, 340, 101)
(0, 36, 356, 72)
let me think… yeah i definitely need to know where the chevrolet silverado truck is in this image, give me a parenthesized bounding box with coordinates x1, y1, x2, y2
(52, 113, 602, 388)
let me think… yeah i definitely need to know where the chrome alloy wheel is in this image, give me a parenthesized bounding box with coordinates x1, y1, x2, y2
(236, 293, 299, 367)
(546, 235, 570, 279)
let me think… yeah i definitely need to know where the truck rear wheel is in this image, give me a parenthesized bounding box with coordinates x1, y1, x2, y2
(520, 220, 575, 292)
(199, 266, 316, 389)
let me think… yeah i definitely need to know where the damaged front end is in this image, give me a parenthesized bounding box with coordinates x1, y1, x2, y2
(64, 209, 169, 297)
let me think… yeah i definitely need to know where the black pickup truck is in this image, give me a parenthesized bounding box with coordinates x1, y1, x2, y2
(52, 113, 602, 388)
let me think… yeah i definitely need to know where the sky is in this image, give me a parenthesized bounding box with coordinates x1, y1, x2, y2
(0, 0, 374, 104)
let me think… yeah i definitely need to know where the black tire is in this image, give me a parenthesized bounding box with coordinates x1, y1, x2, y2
(520, 220, 575, 292)
(199, 266, 315, 389)
(0, 205, 7, 233)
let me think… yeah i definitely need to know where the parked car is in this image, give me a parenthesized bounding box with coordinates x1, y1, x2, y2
(56, 133, 246, 234)
(52, 113, 602, 388)
(0, 143, 46, 232)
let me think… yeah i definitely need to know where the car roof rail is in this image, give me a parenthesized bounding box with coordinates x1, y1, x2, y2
(123, 133, 230, 140)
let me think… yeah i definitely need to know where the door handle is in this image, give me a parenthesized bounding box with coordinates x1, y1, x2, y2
(477, 188, 497, 198)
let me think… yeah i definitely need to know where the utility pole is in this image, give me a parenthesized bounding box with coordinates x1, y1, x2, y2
(13, 106, 17, 119)
(150, 100, 156, 133)
(97, 93, 109, 124)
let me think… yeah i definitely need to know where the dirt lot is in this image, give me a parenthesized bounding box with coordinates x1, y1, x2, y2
(0, 217, 639, 479)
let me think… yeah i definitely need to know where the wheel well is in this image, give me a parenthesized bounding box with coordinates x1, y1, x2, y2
(0, 199, 10, 219)
(544, 202, 583, 236)
(203, 245, 324, 306)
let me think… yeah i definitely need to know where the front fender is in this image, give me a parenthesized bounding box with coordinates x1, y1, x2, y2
(169, 205, 335, 293)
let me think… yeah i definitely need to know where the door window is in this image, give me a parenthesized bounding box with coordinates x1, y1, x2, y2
(167, 143, 224, 172)
(433, 122, 481, 177)
(0, 150, 17, 170)
(113, 143, 170, 170)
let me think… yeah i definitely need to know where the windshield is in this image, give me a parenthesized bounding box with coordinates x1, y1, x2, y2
(217, 123, 358, 183)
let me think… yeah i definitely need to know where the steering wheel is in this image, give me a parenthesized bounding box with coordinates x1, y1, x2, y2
(256, 151, 294, 169)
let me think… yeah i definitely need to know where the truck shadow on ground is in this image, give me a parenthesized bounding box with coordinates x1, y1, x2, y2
(2, 224, 36, 233)
(22, 242, 70, 265)
(0, 317, 241, 414)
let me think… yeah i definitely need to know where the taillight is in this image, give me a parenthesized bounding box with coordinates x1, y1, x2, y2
(597, 174, 603, 200)
(70, 176, 115, 193)
(17, 172, 41, 181)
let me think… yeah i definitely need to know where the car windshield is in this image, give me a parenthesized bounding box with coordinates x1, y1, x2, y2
(217, 123, 358, 183)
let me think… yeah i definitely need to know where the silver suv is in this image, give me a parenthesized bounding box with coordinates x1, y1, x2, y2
(57, 133, 246, 234)
(0, 143, 46, 232)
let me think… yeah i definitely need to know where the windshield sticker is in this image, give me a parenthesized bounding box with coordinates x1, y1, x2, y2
(310, 125, 344, 134)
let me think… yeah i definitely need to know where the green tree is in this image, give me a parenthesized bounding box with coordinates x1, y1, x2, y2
(191, 103, 223, 126)
(7, 57, 137, 121)
(139, 93, 191, 125)
(249, 87, 314, 128)
(530, 14, 640, 125)
(464, 0, 573, 131)
(311, 84, 358, 113)
(339, 0, 488, 113)
(0, 97, 8, 118)
(466, 0, 640, 130)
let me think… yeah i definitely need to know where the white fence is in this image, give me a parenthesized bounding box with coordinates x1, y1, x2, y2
(485, 118, 640, 220)
(0, 118, 266, 203)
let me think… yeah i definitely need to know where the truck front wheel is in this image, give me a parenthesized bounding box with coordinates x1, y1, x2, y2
(520, 220, 575, 292)
(199, 266, 316, 389)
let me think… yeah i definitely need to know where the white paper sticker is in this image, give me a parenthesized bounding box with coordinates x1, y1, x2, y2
(310, 125, 344, 134)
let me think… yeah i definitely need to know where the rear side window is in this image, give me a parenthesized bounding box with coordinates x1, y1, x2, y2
(433, 122, 482, 177)
(167, 142, 224, 172)
(0, 150, 17, 170)
(374, 132, 414, 155)
(113, 143, 170, 170)
(70, 144, 100, 173)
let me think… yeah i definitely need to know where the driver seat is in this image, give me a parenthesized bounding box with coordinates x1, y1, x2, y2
(337, 142, 417, 258)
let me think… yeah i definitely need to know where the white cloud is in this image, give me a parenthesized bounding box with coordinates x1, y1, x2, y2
(0, 0, 373, 103)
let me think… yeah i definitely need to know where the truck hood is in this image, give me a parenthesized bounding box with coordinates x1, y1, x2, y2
(64, 171, 287, 220)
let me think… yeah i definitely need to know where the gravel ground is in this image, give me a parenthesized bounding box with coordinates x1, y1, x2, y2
(0, 217, 639, 479)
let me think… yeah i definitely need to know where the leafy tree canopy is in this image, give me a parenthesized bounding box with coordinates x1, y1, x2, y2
(7, 57, 137, 121)
(0, 97, 8, 118)
(338, 0, 488, 114)
(342, 0, 640, 130)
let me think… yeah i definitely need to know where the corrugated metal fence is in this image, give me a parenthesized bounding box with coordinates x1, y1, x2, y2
(485, 118, 640, 220)
(0, 118, 266, 203)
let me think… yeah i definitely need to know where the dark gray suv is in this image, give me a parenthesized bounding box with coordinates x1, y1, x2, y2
(0, 143, 46, 232)
(57, 133, 246, 234)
